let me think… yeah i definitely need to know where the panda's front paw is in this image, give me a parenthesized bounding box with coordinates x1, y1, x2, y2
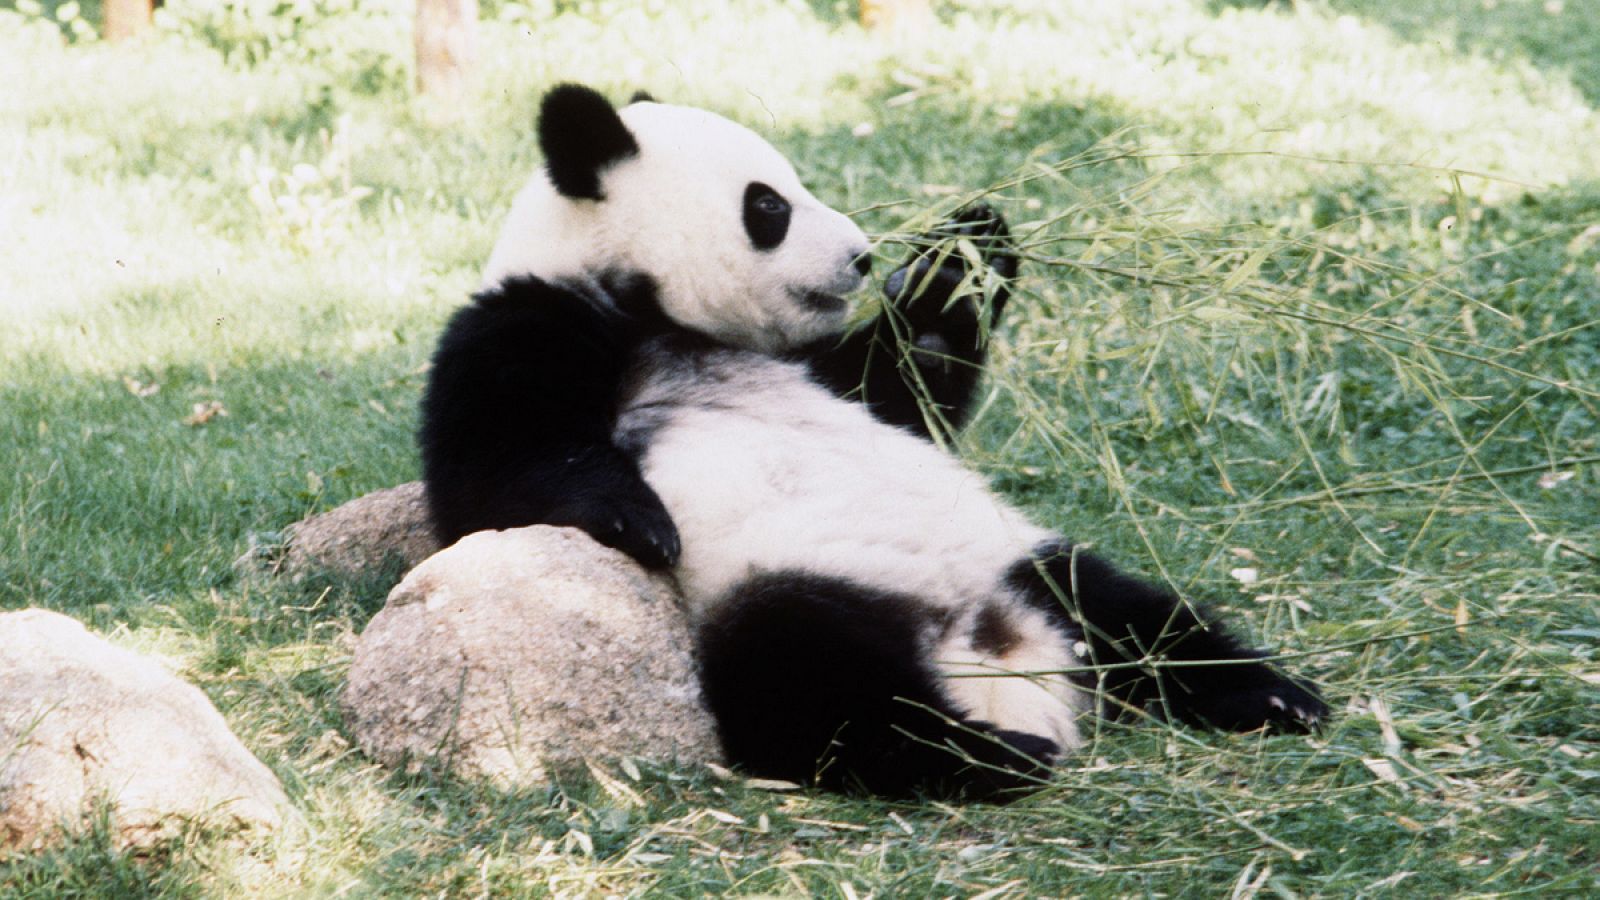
(934, 202, 1019, 279)
(884, 202, 1018, 329)
(553, 489, 682, 570)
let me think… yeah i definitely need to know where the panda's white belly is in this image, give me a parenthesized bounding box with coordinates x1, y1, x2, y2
(621, 350, 1052, 618)
(619, 347, 1087, 749)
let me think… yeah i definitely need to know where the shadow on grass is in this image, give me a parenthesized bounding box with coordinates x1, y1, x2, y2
(0, 802, 205, 900)
(0, 341, 425, 629)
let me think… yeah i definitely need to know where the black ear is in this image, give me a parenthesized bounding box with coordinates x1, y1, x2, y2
(538, 83, 639, 201)
(628, 90, 657, 104)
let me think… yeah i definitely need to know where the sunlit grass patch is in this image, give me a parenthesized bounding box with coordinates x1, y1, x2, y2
(1330, 0, 1600, 104)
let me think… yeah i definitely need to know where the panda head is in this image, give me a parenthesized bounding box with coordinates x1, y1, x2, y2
(484, 84, 872, 352)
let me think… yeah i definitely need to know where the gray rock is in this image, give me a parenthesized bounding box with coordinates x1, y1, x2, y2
(239, 482, 441, 582)
(0, 610, 291, 851)
(342, 526, 721, 784)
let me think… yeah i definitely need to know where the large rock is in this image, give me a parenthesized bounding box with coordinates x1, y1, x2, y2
(342, 526, 721, 784)
(239, 482, 441, 582)
(0, 610, 291, 851)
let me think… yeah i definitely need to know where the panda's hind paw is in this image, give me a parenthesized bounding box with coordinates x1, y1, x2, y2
(1193, 673, 1330, 735)
(1265, 679, 1330, 732)
(944, 725, 1058, 801)
(988, 728, 1059, 768)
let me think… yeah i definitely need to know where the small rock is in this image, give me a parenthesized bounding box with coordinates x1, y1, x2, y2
(239, 482, 441, 582)
(0, 610, 290, 852)
(342, 526, 721, 784)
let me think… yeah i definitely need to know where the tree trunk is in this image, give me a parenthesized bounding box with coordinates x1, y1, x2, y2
(415, 0, 480, 102)
(103, 0, 153, 43)
(860, 0, 933, 31)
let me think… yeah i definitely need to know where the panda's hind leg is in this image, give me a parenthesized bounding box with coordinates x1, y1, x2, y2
(1010, 542, 1328, 732)
(695, 572, 1056, 800)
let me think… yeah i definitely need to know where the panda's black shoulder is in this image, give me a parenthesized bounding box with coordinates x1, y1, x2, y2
(451, 269, 678, 341)
(430, 275, 621, 364)
(448, 274, 594, 332)
(422, 276, 632, 433)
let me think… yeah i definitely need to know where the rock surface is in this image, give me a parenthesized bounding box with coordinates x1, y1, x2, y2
(342, 526, 721, 784)
(240, 481, 441, 581)
(0, 609, 290, 851)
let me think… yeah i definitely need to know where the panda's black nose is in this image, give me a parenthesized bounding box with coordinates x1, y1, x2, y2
(852, 252, 873, 278)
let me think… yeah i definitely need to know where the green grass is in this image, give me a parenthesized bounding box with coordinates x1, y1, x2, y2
(3, 0, 1597, 895)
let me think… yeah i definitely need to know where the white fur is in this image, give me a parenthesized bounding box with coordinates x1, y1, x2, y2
(621, 350, 1048, 613)
(617, 349, 1089, 745)
(485, 100, 869, 351)
(937, 604, 1086, 750)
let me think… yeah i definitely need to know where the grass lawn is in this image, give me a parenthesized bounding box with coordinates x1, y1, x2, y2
(2, 0, 1597, 895)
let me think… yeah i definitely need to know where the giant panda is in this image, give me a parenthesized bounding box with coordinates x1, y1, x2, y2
(419, 83, 1327, 799)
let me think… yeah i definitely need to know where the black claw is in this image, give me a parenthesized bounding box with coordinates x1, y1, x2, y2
(1177, 668, 1330, 735)
(883, 202, 1018, 335)
(553, 487, 681, 571)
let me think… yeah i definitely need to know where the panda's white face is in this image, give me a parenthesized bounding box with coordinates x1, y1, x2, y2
(483, 91, 870, 352)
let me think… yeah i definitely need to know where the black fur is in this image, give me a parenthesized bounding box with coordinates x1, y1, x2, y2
(696, 572, 1056, 800)
(971, 602, 1022, 655)
(554, 268, 674, 333)
(539, 84, 639, 201)
(418, 275, 680, 568)
(852, 250, 873, 278)
(1009, 542, 1328, 731)
(800, 203, 1017, 441)
(742, 182, 792, 250)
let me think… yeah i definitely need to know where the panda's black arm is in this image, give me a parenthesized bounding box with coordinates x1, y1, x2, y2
(418, 277, 680, 569)
(798, 316, 985, 441)
(799, 203, 1017, 442)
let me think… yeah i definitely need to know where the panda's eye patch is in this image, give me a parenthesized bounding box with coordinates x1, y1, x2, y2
(743, 182, 792, 251)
